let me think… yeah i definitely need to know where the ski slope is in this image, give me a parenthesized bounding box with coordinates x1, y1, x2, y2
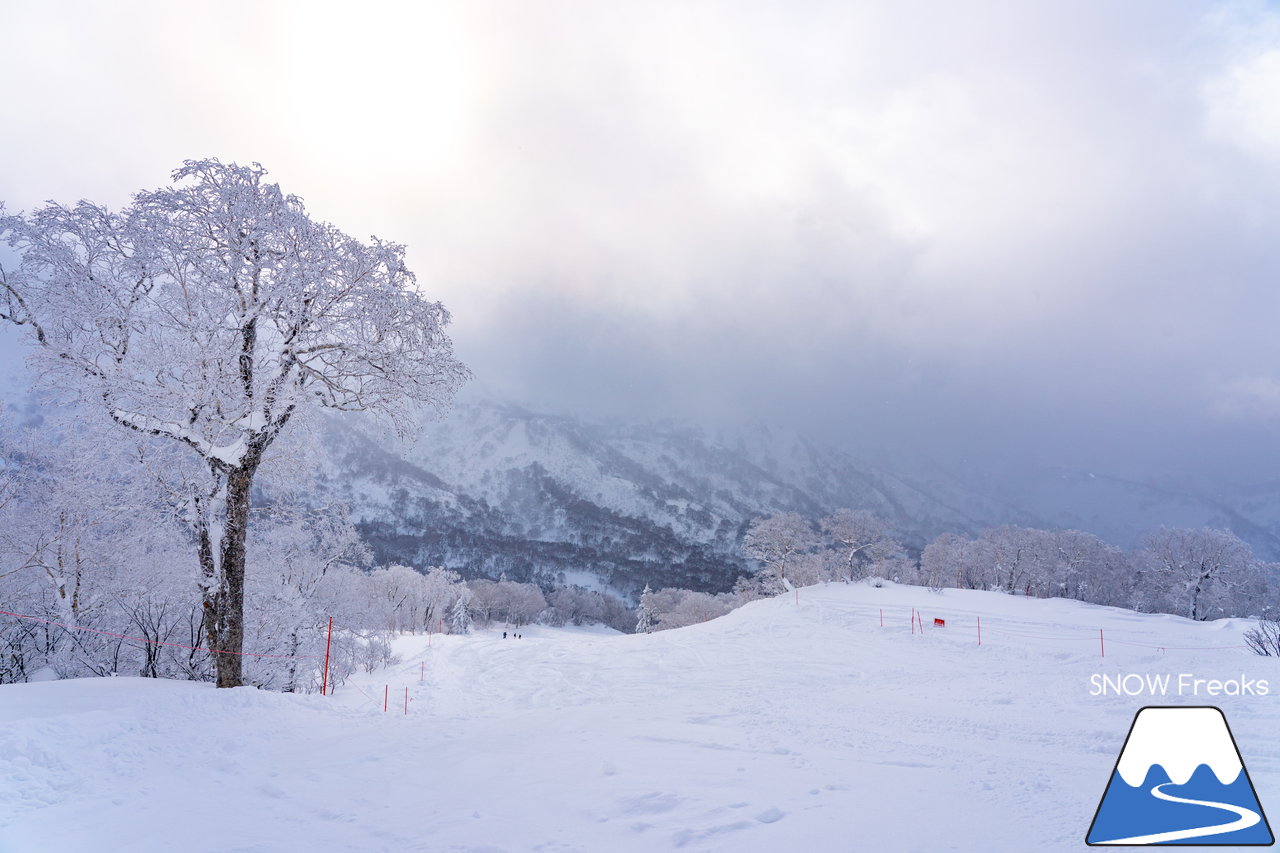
(1, 582, 1277, 852)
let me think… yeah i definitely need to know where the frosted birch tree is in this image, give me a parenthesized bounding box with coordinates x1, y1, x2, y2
(1139, 527, 1254, 621)
(819, 509, 898, 582)
(0, 159, 469, 686)
(742, 511, 818, 593)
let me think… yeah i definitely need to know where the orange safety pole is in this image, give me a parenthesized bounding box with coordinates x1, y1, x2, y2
(384, 684, 389, 712)
(321, 616, 333, 696)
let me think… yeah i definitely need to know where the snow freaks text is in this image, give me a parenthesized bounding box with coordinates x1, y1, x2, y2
(1090, 673, 1270, 697)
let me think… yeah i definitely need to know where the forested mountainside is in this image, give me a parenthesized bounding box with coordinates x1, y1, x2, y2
(313, 399, 1280, 596)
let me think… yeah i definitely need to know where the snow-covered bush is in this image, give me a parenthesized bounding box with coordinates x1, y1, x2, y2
(358, 636, 401, 673)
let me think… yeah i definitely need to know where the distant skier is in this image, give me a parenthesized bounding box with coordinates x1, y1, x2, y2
(503, 631, 507, 639)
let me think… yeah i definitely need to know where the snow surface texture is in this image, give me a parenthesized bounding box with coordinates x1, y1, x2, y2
(2, 583, 1277, 852)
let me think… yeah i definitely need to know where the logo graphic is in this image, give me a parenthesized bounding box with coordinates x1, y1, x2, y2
(1087, 706, 1274, 846)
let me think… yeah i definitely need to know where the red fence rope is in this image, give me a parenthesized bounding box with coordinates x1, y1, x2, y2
(875, 604, 1254, 652)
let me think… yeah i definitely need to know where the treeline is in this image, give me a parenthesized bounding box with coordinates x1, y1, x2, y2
(919, 525, 1279, 621)
(635, 510, 1280, 634)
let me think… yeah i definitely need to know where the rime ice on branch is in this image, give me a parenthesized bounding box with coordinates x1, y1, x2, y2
(0, 159, 469, 687)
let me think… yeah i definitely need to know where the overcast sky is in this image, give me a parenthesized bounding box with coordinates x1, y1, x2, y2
(4, 1, 1280, 483)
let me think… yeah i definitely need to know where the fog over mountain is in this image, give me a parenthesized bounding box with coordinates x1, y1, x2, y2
(311, 391, 1280, 596)
(5, 2, 1280, 490)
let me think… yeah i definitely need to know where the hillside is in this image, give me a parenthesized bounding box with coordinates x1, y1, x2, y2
(316, 398, 1280, 596)
(315, 400, 1039, 595)
(2, 582, 1276, 851)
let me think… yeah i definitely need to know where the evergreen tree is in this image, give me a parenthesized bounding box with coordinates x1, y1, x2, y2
(635, 585, 655, 634)
(450, 588, 473, 635)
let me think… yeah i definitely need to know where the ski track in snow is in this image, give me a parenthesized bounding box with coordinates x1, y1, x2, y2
(0, 583, 1276, 852)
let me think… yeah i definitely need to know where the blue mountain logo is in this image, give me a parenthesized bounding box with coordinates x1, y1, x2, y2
(1087, 706, 1274, 846)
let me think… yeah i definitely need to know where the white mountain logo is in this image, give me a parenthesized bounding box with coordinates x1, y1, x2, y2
(1087, 706, 1274, 846)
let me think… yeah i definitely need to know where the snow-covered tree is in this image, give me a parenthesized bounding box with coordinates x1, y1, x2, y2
(368, 563, 426, 634)
(742, 512, 819, 594)
(449, 588, 473, 635)
(633, 586, 736, 632)
(420, 566, 465, 634)
(500, 580, 548, 627)
(1139, 527, 1255, 621)
(819, 509, 898, 581)
(635, 584, 655, 634)
(1045, 529, 1131, 606)
(546, 586, 606, 627)
(0, 160, 469, 686)
(241, 503, 372, 691)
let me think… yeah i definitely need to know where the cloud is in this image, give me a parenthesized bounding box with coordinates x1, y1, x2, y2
(1208, 376, 1280, 421)
(5, 1, 1280, 480)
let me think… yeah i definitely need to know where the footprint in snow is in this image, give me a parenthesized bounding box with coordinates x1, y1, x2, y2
(618, 791, 682, 815)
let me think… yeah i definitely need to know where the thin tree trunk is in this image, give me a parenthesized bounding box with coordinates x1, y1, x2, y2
(196, 496, 221, 675)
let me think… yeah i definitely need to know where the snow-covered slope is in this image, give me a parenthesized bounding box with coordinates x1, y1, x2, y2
(2, 582, 1276, 852)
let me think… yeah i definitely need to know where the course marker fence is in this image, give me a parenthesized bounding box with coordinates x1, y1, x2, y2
(869, 602, 1252, 655)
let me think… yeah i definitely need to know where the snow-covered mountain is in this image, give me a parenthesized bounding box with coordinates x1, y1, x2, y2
(6, 319, 1280, 595)
(312, 397, 1280, 597)
(314, 399, 1040, 596)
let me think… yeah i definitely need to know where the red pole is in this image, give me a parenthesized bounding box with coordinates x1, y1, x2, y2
(977, 616, 982, 646)
(321, 616, 333, 696)
(911, 608, 916, 635)
(1100, 628, 1105, 658)
(879, 608, 883, 627)
(420, 661, 424, 682)
(404, 687, 409, 715)
(384, 684, 389, 712)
